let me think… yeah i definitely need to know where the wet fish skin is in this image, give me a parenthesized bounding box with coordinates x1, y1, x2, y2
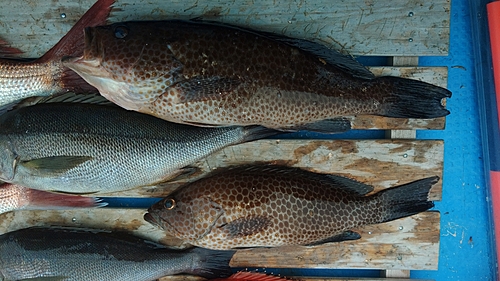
(0, 183, 106, 215)
(145, 165, 437, 250)
(0, 227, 234, 281)
(0, 102, 274, 194)
(0, 0, 114, 107)
(64, 20, 451, 132)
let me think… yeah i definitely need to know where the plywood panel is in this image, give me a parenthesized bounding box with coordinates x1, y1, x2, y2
(0, 0, 449, 58)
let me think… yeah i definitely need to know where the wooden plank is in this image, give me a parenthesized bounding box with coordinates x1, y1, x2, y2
(159, 276, 433, 281)
(0, 209, 440, 271)
(383, 52, 419, 279)
(0, 0, 449, 58)
(93, 139, 444, 200)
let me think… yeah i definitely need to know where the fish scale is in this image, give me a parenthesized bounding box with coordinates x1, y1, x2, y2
(64, 20, 451, 133)
(0, 102, 275, 193)
(145, 166, 438, 250)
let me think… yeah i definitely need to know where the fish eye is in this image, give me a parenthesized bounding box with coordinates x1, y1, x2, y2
(114, 26, 129, 39)
(164, 198, 176, 210)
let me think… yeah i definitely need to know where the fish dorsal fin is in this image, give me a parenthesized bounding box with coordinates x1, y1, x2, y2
(0, 92, 115, 116)
(31, 92, 114, 106)
(216, 165, 374, 196)
(322, 174, 374, 196)
(187, 19, 375, 80)
(264, 35, 375, 80)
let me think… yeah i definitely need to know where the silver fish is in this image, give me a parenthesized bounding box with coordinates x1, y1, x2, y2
(0, 101, 275, 193)
(0, 227, 234, 281)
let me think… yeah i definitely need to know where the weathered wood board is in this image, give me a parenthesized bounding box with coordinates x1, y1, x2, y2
(0, 0, 449, 58)
(90, 139, 444, 199)
(0, 209, 440, 271)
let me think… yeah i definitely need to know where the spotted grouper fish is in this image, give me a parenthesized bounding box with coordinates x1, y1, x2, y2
(63, 20, 451, 133)
(144, 165, 438, 250)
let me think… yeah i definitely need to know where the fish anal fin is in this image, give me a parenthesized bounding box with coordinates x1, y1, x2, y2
(221, 215, 272, 238)
(284, 117, 351, 133)
(307, 230, 361, 246)
(168, 76, 241, 103)
(21, 156, 92, 175)
(160, 166, 202, 183)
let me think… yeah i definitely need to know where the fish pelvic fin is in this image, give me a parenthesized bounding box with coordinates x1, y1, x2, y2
(306, 230, 361, 246)
(37, 0, 115, 63)
(189, 247, 236, 278)
(376, 176, 438, 223)
(377, 76, 452, 119)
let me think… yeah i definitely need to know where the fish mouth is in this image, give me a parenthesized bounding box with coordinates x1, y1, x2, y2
(143, 212, 160, 227)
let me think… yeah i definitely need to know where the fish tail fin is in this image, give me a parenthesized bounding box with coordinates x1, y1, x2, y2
(377, 76, 452, 118)
(37, 0, 115, 63)
(242, 126, 281, 142)
(25, 188, 107, 210)
(376, 176, 438, 223)
(189, 248, 235, 278)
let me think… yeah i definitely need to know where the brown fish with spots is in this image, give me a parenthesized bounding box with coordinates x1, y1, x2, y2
(144, 166, 438, 250)
(63, 20, 451, 133)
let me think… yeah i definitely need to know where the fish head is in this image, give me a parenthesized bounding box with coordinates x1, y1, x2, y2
(63, 21, 184, 112)
(145, 194, 225, 242)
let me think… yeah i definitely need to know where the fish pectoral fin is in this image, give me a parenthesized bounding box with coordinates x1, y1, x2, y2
(21, 156, 92, 175)
(15, 277, 69, 281)
(169, 76, 241, 103)
(221, 215, 272, 238)
(306, 230, 361, 246)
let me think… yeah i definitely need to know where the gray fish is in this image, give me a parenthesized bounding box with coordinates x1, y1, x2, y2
(145, 165, 437, 250)
(0, 102, 275, 193)
(0, 227, 234, 281)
